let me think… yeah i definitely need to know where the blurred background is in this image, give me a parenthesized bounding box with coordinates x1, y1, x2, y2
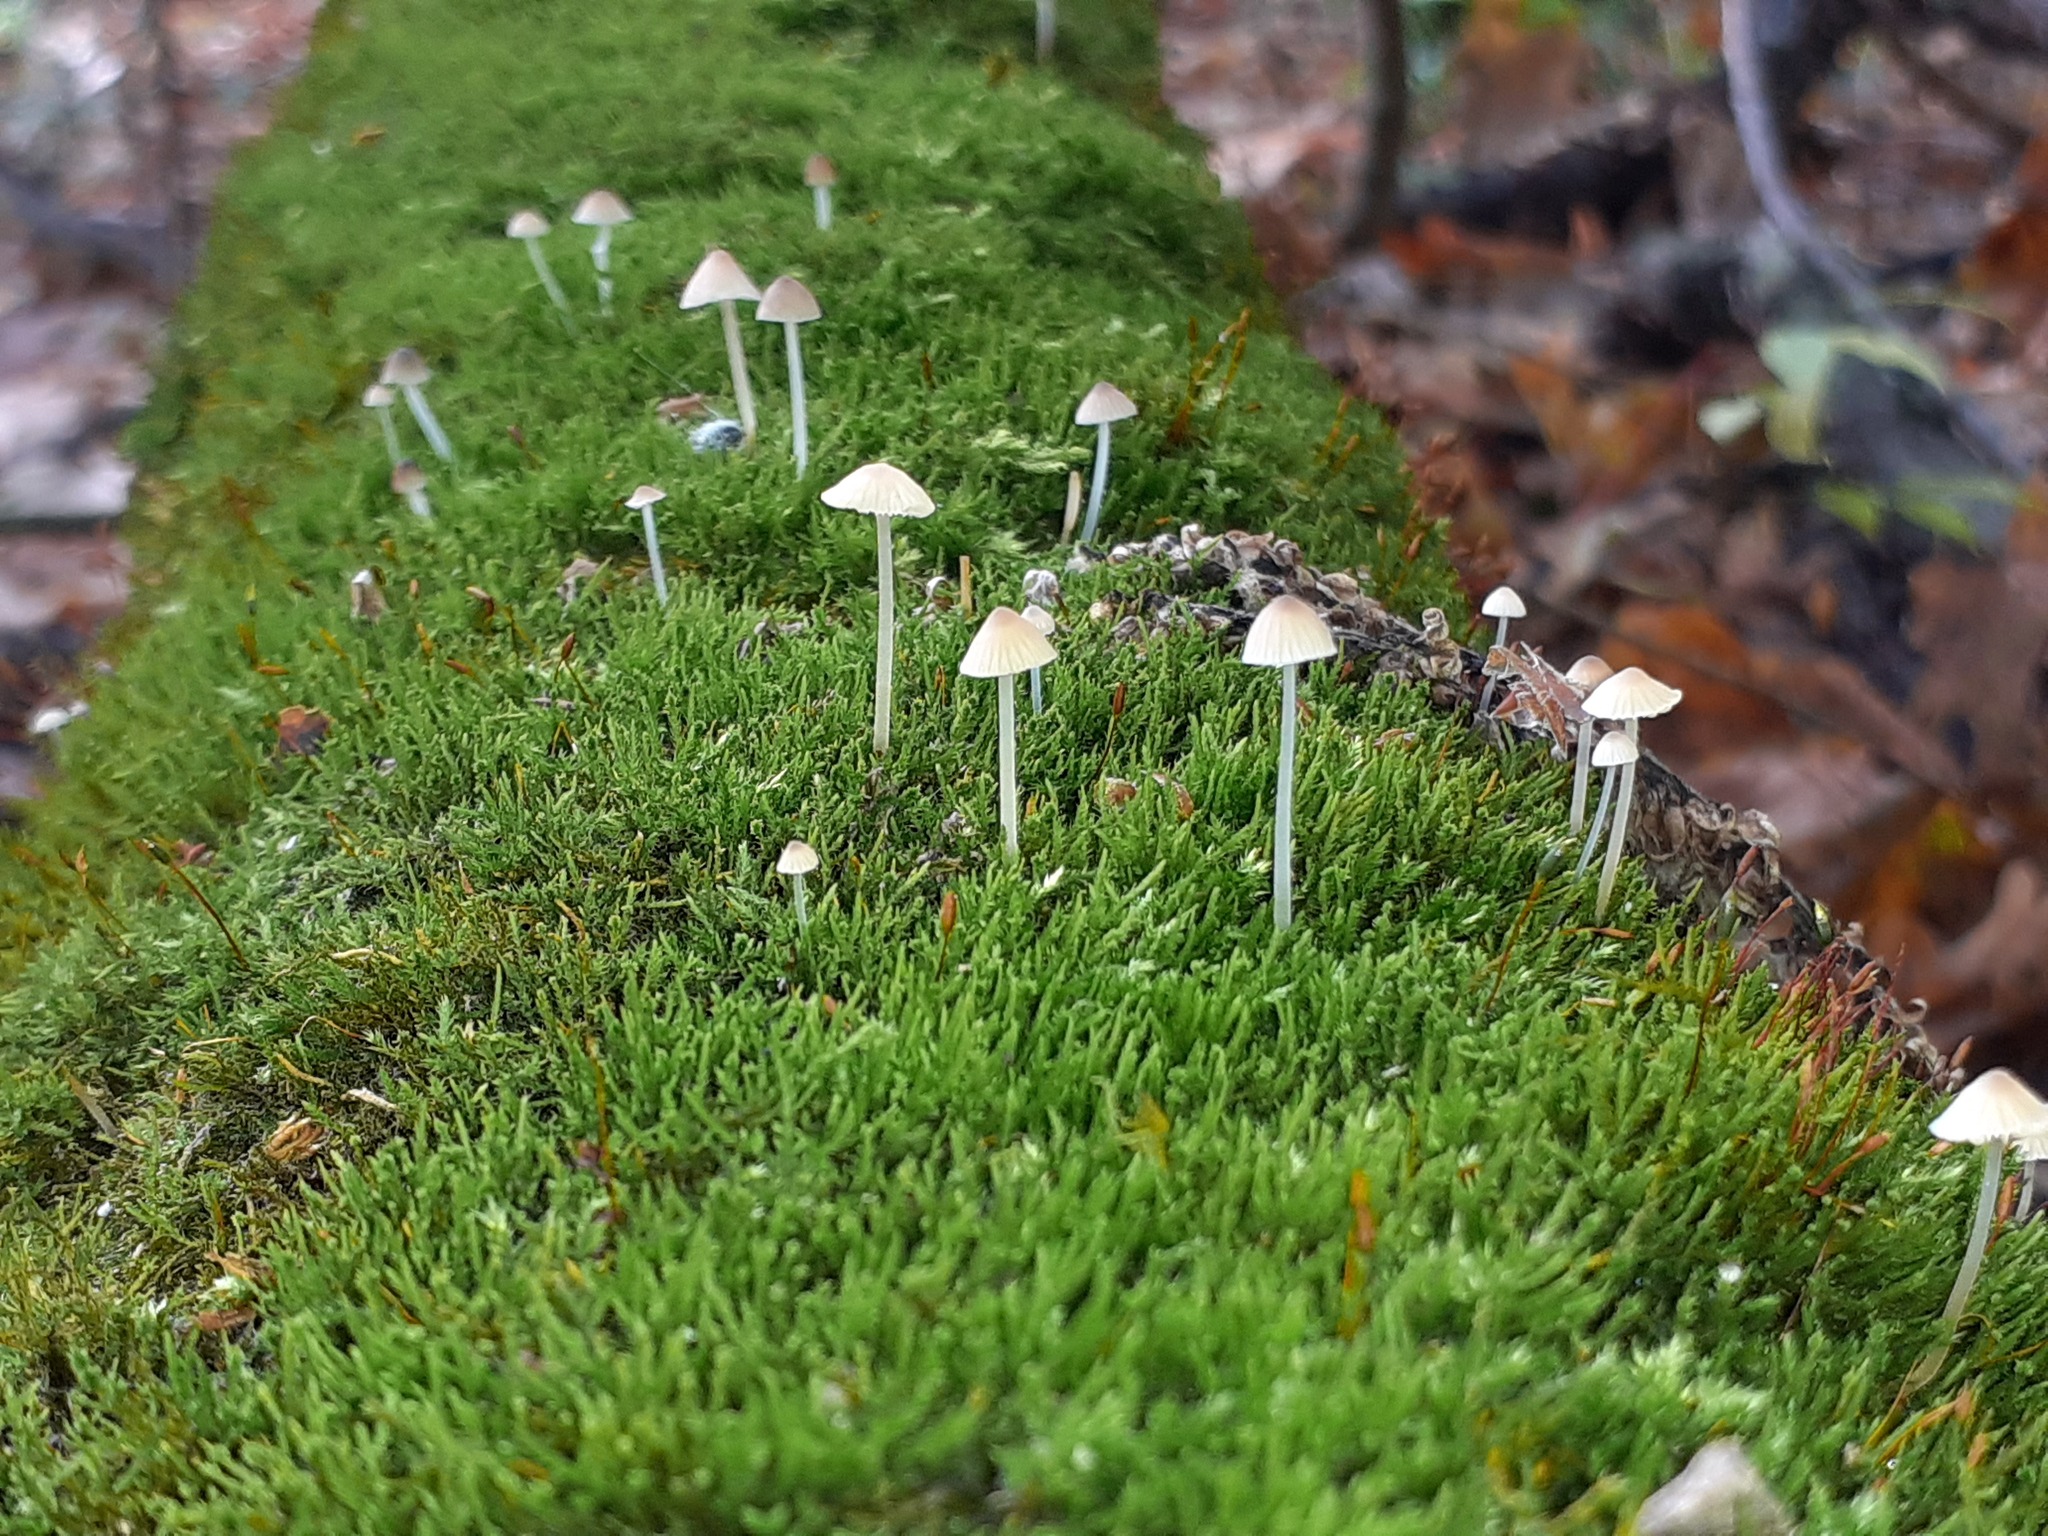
(5, 0, 2046, 1084)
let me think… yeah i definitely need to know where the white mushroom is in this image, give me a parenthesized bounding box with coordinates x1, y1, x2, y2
(777, 838, 821, 932)
(1074, 381, 1137, 544)
(1241, 595, 1337, 932)
(1928, 1069, 2048, 1327)
(390, 458, 432, 520)
(379, 349, 453, 463)
(1563, 654, 1614, 836)
(960, 607, 1057, 857)
(1581, 666, 1683, 920)
(2020, 1129, 2048, 1222)
(506, 208, 575, 332)
(821, 462, 937, 755)
(681, 250, 763, 442)
(1022, 602, 1057, 715)
(362, 384, 402, 467)
(757, 276, 822, 474)
(804, 153, 837, 232)
(570, 189, 633, 316)
(1475, 585, 1526, 717)
(625, 484, 669, 605)
(1573, 730, 1637, 880)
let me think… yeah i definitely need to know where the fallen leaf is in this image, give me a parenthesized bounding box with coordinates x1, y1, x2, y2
(274, 706, 330, 758)
(193, 1305, 256, 1333)
(263, 1116, 325, 1163)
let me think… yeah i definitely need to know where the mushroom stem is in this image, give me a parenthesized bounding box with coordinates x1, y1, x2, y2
(791, 872, 809, 933)
(402, 486, 432, 520)
(2018, 1159, 2039, 1222)
(523, 236, 577, 334)
(641, 504, 669, 606)
(873, 513, 896, 756)
(1030, 665, 1044, 715)
(591, 226, 614, 316)
(1594, 721, 1640, 920)
(783, 320, 809, 474)
(1569, 720, 1596, 835)
(1275, 661, 1299, 931)
(1036, 0, 1055, 61)
(371, 403, 402, 467)
(1941, 1137, 2009, 1327)
(719, 299, 758, 441)
(813, 184, 832, 232)
(1575, 759, 1617, 878)
(1080, 421, 1112, 544)
(399, 384, 453, 463)
(1476, 614, 1511, 718)
(997, 672, 1020, 856)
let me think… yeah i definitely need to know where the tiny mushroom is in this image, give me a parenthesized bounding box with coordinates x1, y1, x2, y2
(1563, 654, 1614, 836)
(390, 458, 432, 520)
(506, 208, 574, 331)
(2019, 1128, 2048, 1223)
(362, 383, 402, 466)
(625, 484, 669, 606)
(959, 607, 1057, 858)
(821, 462, 937, 755)
(1927, 1068, 2048, 1327)
(757, 276, 822, 474)
(349, 568, 386, 623)
(1574, 729, 1637, 880)
(1241, 594, 1337, 932)
(379, 348, 453, 463)
(804, 153, 838, 231)
(777, 838, 821, 932)
(1474, 585, 1526, 717)
(1074, 381, 1137, 544)
(1022, 602, 1057, 714)
(1581, 665, 1682, 920)
(681, 249, 763, 442)
(570, 189, 633, 315)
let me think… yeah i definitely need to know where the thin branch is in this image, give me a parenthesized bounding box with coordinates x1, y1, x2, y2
(1344, 0, 1409, 249)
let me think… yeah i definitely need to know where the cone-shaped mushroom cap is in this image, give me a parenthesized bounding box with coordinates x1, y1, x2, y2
(776, 838, 821, 876)
(1481, 585, 1527, 620)
(680, 249, 761, 309)
(2022, 1130, 2048, 1160)
(506, 208, 550, 239)
(571, 189, 633, 226)
(390, 459, 427, 494)
(804, 153, 838, 188)
(1075, 381, 1137, 426)
(1022, 603, 1057, 637)
(624, 484, 667, 511)
(1242, 594, 1337, 668)
(1565, 654, 1614, 689)
(1930, 1068, 2048, 1144)
(820, 462, 935, 519)
(757, 275, 822, 324)
(1582, 665, 1683, 722)
(960, 606, 1057, 678)
(380, 347, 432, 387)
(362, 383, 395, 409)
(1591, 730, 1639, 768)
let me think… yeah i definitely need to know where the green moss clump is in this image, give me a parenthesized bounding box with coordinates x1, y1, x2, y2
(1, 1, 2043, 1531)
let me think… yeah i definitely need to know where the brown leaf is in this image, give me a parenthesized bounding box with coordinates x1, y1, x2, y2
(1905, 558, 2048, 793)
(1451, 0, 1592, 163)
(193, 1305, 256, 1333)
(263, 1115, 326, 1163)
(207, 1250, 273, 1286)
(274, 706, 330, 758)
(1101, 777, 1140, 809)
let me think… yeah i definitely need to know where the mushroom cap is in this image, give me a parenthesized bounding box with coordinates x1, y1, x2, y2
(1564, 654, 1614, 689)
(506, 208, 550, 239)
(776, 838, 821, 876)
(756, 275, 822, 324)
(803, 152, 838, 188)
(1021, 603, 1057, 637)
(1582, 665, 1683, 722)
(1075, 381, 1137, 426)
(960, 606, 1057, 678)
(1591, 730, 1639, 768)
(1481, 585, 1527, 620)
(362, 384, 395, 409)
(820, 462, 935, 519)
(351, 568, 376, 587)
(390, 459, 427, 494)
(379, 347, 432, 387)
(1241, 594, 1337, 668)
(624, 484, 667, 510)
(1929, 1068, 2048, 1145)
(571, 189, 633, 226)
(2021, 1130, 2048, 1161)
(680, 249, 761, 309)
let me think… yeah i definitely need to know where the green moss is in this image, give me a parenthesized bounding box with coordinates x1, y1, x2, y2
(0, 1, 2042, 1531)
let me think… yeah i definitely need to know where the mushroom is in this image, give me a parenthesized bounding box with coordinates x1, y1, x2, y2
(506, 208, 575, 332)
(1927, 1068, 2048, 1327)
(1241, 594, 1337, 932)
(570, 189, 633, 316)
(804, 153, 838, 232)
(1573, 730, 1637, 879)
(1059, 469, 1083, 543)
(1474, 585, 1526, 717)
(777, 838, 821, 932)
(681, 250, 763, 442)
(625, 484, 669, 605)
(959, 607, 1057, 857)
(1022, 602, 1057, 714)
(362, 384, 402, 467)
(1074, 381, 1137, 544)
(821, 462, 937, 755)
(349, 568, 386, 623)
(757, 276, 822, 474)
(380, 349, 453, 463)
(2019, 1129, 2048, 1223)
(1563, 654, 1614, 836)
(1036, 0, 1055, 61)
(1580, 666, 1683, 920)
(390, 458, 432, 520)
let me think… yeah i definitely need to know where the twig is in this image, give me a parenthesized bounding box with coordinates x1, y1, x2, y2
(1344, 0, 1409, 249)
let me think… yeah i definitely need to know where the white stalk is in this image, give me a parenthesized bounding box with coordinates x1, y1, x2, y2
(1036, 0, 1055, 61)
(998, 672, 1019, 857)
(1575, 763, 1616, 879)
(524, 237, 576, 333)
(1594, 720, 1640, 920)
(372, 403, 401, 467)
(591, 227, 614, 316)
(1080, 422, 1112, 543)
(1477, 614, 1511, 717)
(642, 505, 669, 606)
(1942, 1139, 2009, 1326)
(1275, 661, 1299, 931)
(2017, 1158, 2039, 1222)
(1569, 722, 1596, 835)
(400, 384, 453, 462)
(1030, 665, 1044, 715)
(792, 872, 809, 933)
(813, 185, 832, 232)
(873, 514, 895, 755)
(403, 487, 432, 520)
(720, 299, 758, 440)
(784, 321, 809, 473)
